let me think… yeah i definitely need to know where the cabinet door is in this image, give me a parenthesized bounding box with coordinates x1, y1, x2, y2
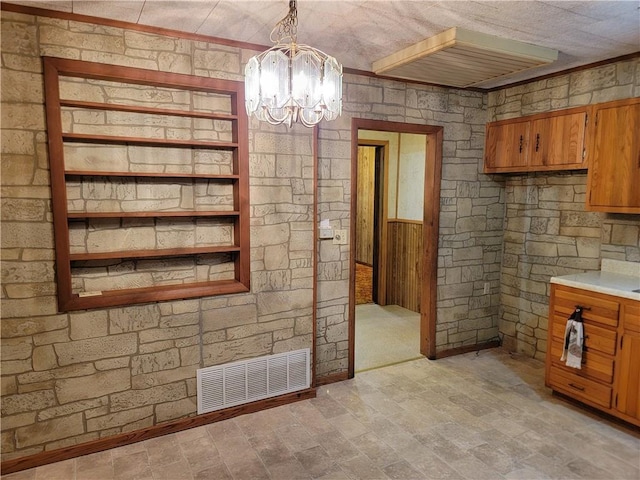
(614, 302, 640, 423)
(586, 98, 640, 213)
(530, 111, 587, 168)
(484, 120, 530, 172)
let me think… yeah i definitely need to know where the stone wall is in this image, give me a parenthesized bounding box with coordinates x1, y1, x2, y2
(314, 74, 503, 377)
(487, 58, 640, 359)
(5, 5, 636, 463)
(1, 11, 314, 461)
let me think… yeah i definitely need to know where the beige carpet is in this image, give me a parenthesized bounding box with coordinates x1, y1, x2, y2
(355, 303, 422, 372)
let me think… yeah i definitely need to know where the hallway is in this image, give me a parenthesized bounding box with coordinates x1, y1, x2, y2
(6, 349, 639, 480)
(355, 304, 421, 372)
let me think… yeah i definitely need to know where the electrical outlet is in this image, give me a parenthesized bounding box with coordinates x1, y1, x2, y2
(333, 229, 348, 245)
(483, 282, 490, 295)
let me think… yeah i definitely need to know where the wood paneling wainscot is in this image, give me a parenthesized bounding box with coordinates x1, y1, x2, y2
(386, 220, 423, 313)
(355, 146, 376, 265)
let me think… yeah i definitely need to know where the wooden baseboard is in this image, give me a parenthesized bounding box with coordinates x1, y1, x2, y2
(315, 371, 349, 386)
(1, 388, 315, 475)
(435, 340, 501, 359)
(355, 261, 373, 268)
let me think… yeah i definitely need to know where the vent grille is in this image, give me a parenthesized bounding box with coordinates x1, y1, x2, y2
(197, 348, 310, 414)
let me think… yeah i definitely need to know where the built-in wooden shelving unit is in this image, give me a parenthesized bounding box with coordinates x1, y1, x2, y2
(43, 56, 250, 311)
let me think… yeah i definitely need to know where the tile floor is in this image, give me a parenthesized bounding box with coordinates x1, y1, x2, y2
(5, 349, 639, 480)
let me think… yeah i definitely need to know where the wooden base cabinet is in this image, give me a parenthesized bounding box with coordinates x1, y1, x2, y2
(545, 284, 640, 427)
(614, 301, 640, 424)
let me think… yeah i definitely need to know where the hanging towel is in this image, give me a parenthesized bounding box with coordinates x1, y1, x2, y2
(560, 307, 584, 369)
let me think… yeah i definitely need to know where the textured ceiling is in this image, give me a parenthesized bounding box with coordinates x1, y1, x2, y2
(6, 0, 640, 89)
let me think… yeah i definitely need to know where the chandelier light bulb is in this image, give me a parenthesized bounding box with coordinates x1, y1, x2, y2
(244, 0, 343, 127)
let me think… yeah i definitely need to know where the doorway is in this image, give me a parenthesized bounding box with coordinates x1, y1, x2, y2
(355, 141, 420, 372)
(354, 143, 385, 307)
(349, 119, 443, 377)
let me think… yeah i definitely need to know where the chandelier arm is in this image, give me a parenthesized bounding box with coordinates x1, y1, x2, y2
(298, 115, 316, 128)
(263, 105, 292, 127)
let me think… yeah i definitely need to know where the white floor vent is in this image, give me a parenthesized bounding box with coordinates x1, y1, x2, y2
(197, 348, 310, 414)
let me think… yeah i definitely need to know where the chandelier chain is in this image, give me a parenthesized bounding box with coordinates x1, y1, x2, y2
(270, 0, 298, 44)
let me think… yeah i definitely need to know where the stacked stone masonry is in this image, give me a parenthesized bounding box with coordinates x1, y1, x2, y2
(1, 8, 639, 463)
(58, 76, 239, 293)
(488, 58, 640, 359)
(1, 11, 314, 460)
(314, 74, 504, 377)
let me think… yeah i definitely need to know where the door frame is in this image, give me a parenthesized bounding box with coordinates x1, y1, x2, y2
(348, 119, 443, 377)
(356, 141, 389, 306)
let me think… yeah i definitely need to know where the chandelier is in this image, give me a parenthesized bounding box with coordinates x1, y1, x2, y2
(244, 0, 343, 127)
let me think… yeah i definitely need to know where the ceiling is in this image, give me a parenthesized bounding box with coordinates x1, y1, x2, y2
(6, 0, 640, 89)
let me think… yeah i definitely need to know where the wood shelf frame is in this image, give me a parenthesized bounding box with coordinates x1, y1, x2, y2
(62, 133, 238, 150)
(43, 56, 250, 311)
(65, 170, 240, 180)
(67, 211, 240, 219)
(66, 280, 249, 311)
(60, 99, 238, 121)
(69, 245, 240, 261)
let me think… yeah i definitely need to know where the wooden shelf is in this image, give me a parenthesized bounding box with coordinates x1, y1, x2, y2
(65, 279, 250, 311)
(63, 133, 238, 150)
(60, 99, 238, 121)
(65, 170, 239, 180)
(44, 56, 250, 312)
(67, 210, 239, 219)
(70, 245, 240, 261)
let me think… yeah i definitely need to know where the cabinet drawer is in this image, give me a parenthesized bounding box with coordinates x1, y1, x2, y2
(550, 339, 614, 384)
(548, 365, 612, 408)
(553, 286, 619, 327)
(551, 313, 617, 356)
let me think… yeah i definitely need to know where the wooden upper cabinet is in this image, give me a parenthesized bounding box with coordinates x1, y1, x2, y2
(586, 97, 640, 214)
(485, 119, 530, 171)
(484, 106, 588, 173)
(530, 110, 587, 169)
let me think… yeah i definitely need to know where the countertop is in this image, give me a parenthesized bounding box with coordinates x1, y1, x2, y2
(551, 261, 640, 301)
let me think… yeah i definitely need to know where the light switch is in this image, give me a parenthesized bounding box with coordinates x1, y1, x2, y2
(319, 228, 334, 239)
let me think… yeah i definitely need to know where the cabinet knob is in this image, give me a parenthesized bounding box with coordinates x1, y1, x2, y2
(535, 133, 540, 152)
